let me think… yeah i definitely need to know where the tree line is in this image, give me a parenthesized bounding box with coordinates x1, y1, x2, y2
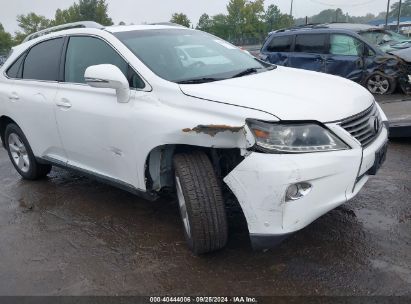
(0, 0, 112, 54)
(171, 0, 411, 44)
(295, 1, 411, 26)
(2, 0, 411, 55)
(171, 0, 293, 45)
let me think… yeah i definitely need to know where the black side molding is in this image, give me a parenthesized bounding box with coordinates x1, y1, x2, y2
(38, 156, 159, 202)
(250, 233, 292, 250)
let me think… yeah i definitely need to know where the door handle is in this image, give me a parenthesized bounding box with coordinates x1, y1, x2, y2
(56, 99, 72, 109)
(8, 92, 19, 101)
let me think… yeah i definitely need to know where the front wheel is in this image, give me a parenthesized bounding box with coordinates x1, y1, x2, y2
(365, 72, 396, 95)
(173, 151, 228, 255)
(5, 124, 52, 180)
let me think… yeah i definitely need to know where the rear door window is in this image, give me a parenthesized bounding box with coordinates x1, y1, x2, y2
(295, 34, 327, 54)
(266, 36, 292, 52)
(330, 34, 363, 56)
(23, 38, 64, 81)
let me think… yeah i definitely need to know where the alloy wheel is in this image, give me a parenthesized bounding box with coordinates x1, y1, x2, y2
(8, 133, 30, 173)
(367, 74, 390, 95)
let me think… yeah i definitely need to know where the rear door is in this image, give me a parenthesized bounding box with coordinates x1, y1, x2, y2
(289, 33, 328, 72)
(0, 54, 22, 118)
(7, 38, 66, 161)
(261, 35, 293, 66)
(325, 34, 365, 82)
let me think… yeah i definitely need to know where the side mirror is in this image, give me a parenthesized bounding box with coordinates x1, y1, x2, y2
(85, 64, 130, 103)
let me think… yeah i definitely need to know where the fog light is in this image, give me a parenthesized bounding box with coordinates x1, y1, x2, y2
(285, 182, 312, 202)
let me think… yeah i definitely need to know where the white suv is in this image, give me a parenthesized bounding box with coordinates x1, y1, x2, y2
(0, 22, 389, 254)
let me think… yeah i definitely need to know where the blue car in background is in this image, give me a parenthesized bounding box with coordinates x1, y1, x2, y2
(260, 23, 411, 95)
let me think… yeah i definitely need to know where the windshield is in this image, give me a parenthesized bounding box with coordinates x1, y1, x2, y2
(114, 29, 270, 83)
(180, 45, 219, 58)
(359, 30, 411, 52)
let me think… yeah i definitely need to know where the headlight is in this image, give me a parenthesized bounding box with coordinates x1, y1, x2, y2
(247, 119, 349, 153)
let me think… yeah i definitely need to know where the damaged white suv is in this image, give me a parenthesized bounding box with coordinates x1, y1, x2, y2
(0, 22, 389, 254)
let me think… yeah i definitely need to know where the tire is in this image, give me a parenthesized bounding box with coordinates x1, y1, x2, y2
(173, 151, 228, 255)
(365, 72, 396, 95)
(5, 124, 52, 180)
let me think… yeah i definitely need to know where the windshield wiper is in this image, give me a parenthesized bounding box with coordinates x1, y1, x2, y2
(177, 77, 221, 84)
(178, 66, 276, 84)
(231, 66, 276, 79)
(231, 68, 261, 78)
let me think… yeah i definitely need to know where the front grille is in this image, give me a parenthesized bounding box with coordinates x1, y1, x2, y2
(339, 103, 382, 147)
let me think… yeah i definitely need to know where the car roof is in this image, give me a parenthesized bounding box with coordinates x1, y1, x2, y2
(272, 23, 380, 35)
(322, 23, 378, 31)
(271, 27, 364, 36)
(22, 21, 189, 43)
(106, 24, 189, 33)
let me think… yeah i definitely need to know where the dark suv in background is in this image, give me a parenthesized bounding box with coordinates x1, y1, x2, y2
(260, 23, 411, 95)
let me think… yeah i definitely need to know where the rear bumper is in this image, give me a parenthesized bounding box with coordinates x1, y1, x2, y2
(224, 126, 388, 249)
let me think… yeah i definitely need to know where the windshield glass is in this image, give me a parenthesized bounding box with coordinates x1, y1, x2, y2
(181, 45, 219, 58)
(359, 30, 410, 52)
(114, 29, 270, 83)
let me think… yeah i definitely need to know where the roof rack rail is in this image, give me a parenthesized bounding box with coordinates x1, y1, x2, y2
(23, 21, 104, 43)
(273, 23, 330, 33)
(149, 22, 187, 28)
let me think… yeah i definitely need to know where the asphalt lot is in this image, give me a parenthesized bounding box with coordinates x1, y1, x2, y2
(0, 104, 410, 296)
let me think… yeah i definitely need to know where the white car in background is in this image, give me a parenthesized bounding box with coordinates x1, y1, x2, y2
(0, 22, 388, 254)
(176, 44, 232, 67)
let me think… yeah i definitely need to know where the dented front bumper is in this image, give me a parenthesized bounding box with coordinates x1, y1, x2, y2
(224, 126, 389, 249)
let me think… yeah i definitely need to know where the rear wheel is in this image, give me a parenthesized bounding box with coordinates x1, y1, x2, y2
(365, 72, 396, 95)
(5, 124, 52, 180)
(173, 151, 228, 255)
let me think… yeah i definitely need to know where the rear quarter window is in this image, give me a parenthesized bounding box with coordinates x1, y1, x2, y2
(6, 53, 26, 78)
(295, 34, 327, 54)
(266, 36, 292, 52)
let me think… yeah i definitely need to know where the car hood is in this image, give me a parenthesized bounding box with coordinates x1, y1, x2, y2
(179, 66, 374, 122)
(390, 47, 411, 63)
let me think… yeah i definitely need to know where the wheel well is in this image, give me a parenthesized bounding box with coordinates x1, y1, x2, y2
(145, 145, 244, 193)
(0, 116, 17, 147)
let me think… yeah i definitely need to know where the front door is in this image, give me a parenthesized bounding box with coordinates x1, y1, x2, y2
(54, 35, 147, 187)
(325, 34, 365, 83)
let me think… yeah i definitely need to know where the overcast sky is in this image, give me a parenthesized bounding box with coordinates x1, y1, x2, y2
(0, 0, 392, 33)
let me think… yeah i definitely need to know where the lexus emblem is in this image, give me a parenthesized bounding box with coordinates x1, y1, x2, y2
(368, 116, 380, 134)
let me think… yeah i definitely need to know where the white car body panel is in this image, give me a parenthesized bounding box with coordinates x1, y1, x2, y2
(180, 66, 374, 122)
(0, 25, 389, 245)
(224, 126, 388, 236)
(1, 79, 67, 162)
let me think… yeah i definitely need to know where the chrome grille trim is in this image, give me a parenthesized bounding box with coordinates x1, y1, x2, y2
(339, 103, 382, 147)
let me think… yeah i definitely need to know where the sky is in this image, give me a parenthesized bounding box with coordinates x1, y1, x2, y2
(0, 0, 393, 34)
